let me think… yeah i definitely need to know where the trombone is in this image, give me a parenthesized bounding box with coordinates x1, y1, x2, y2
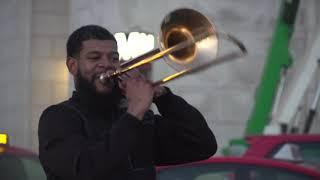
(100, 8, 247, 86)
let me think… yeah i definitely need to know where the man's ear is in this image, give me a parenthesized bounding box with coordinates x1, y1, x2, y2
(66, 57, 78, 76)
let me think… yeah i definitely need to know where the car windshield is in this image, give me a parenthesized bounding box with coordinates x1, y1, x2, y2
(269, 142, 320, 169)
(0, 154, 46, 180)
(296, 142, 320, 167)
(157, 163, 314, 180)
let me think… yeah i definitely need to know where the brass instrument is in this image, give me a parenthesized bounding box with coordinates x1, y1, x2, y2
(100, 8, 247, 86)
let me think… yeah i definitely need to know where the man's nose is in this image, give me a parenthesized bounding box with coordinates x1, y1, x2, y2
(98, 55, 113, 67)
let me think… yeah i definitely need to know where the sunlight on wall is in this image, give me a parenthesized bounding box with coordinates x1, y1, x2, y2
(54, 60, 69, 103)
(115, 32, 155, 61)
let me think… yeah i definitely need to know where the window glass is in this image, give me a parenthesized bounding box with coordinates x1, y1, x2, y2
(0, 155, 46, 180)
(269, 142, 320, 167)
(0, 155, 26, 180)
(157, 163, 313, 180)
(157, 164, 237, 180)
(20, 156, 46, 180)
(194, 172, 234, 180)
(298, 143, 320, 166)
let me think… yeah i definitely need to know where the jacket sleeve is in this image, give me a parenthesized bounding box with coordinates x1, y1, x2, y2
(38, 104, 142, 180)
(153, 88, 217, 166)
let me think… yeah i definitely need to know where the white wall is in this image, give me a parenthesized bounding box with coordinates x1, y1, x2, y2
(31, 0, 70, 151)
(0, 0, 70, 151)
(0, 0, 32, 149)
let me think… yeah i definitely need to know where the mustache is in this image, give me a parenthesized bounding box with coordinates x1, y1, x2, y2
(93, 67, 117, 81)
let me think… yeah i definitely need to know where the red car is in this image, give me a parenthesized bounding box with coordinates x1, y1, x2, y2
(0, 133, 46, 180)
(243, 134, 320, 168)
(157, 157, 320, 180)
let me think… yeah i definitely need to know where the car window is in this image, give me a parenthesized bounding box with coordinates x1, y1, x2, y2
(194, 171, 234, 180)
(0, 155, 46, 180)
(269, 142, 320, 167)
(157, 163, 314, 180)
(298, 143, 320, 166)
(157, 164, 236, 180)
(20, 156, 46, 180)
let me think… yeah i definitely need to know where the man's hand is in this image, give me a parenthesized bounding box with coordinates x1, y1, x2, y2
(119, 69, 154, 120)
(153, 86, 167, 99)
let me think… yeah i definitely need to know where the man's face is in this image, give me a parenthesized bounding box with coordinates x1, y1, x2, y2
(73, 39, 120, 95)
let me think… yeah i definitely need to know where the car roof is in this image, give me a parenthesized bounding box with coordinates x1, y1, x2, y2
(244, 134, 320, 157)
(157, 157, 320, 177)
(0, 144, 37, 156)
(246, 134, 320, 143)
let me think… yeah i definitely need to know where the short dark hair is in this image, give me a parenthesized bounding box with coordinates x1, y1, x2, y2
(66, 25, 116, 58)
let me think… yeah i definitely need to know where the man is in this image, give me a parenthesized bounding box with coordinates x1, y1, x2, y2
(38, 25, 217, 180)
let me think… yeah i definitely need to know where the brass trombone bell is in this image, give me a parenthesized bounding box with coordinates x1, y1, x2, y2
(99, 8, 247, 86)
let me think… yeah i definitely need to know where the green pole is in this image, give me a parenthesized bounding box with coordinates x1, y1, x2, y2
(222, 0, 300, 155)
(245, 0, 300, 135)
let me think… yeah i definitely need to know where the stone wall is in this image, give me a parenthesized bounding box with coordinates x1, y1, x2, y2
(30, 0, 70, 151)
(0, 0, 32, 149)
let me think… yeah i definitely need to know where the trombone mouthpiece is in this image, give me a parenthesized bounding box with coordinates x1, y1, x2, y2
(99, 72, 113, 84)
(99, 71, 119, 84)
(99, 73, 107, 82)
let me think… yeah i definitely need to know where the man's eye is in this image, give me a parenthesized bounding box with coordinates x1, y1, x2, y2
(88, 56, 100, 60)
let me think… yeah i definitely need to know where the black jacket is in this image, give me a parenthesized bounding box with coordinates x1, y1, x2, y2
(38, 88, 217, 180)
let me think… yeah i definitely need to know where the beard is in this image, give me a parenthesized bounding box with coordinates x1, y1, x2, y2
(75, 71, 123, 108)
